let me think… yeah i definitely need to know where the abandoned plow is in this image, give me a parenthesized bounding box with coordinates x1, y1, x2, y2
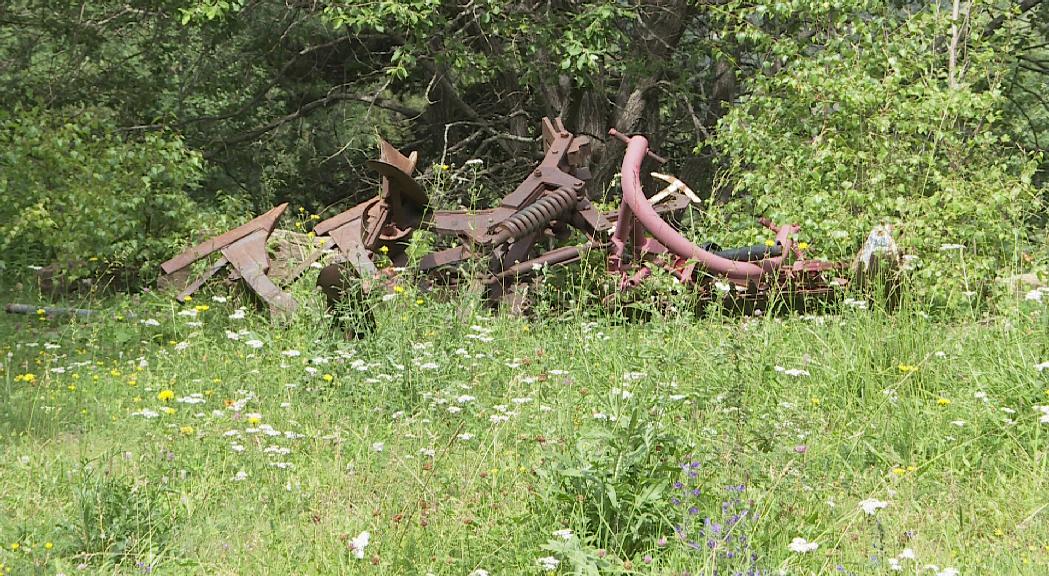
(154, 117, 898, 325)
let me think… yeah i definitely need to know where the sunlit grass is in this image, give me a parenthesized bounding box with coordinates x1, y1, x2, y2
(0, 279, 1047, 575)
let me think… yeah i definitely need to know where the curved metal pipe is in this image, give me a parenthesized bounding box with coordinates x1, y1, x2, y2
(616, 133, 794, 282)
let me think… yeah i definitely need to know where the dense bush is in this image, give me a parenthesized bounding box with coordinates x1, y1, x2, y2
(0, 108, 206, 280)
(712, 5, 1041, 307)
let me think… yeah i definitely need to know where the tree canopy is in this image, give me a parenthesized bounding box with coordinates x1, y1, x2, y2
(2, 0, 1048, 295)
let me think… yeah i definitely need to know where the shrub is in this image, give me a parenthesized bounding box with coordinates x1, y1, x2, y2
(0, 107, 206, 282)
(712, 4, 1040, 308)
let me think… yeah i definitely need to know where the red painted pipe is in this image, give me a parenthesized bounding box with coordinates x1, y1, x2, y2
(615, 132, 795, 282)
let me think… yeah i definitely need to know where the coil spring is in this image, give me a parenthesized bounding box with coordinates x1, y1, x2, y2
(490, 188, 578, 245)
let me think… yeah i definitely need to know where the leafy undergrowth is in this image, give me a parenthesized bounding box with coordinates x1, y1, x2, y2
(0, 283, 1047, 575)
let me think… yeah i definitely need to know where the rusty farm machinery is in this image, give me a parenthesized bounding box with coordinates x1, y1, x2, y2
(155, 117, 897, 326)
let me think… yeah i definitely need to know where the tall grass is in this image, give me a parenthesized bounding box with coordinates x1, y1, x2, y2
(0, 271, 1047, 575)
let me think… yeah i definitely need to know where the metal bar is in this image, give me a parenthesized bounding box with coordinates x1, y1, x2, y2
(607, 128, 668, 165)
(490, 244, 591, 282)
(5, 304, 96, 318)
(613, 133, 795, 282)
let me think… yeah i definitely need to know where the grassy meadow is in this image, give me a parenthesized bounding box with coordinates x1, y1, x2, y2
(0, 277, 1048, 576)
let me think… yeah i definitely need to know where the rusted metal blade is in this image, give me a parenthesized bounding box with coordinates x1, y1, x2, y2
(176, 256, 229, 302)
(221, 229, 298, 320)
(429, 210, 499, 243)
(378, 138, 418, 174)
(314, 198, 377, 237)
(160, 203, 287, 275)
(278, 237, 332, 288)
(367, 159, 428, 207)
(603, 193, 688, 224)
(329, 220, 379, 278)
(419, 246, 472, 272)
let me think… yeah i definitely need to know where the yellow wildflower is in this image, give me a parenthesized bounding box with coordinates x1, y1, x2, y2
(194, 304, 209, 312)
(891, 467, 906, 476)
(393, 285, 405, 294)
(67, 384, 76, 392)
(937, 397, 951, 407)
(322, 374, 334, 383)
(179, 425, 194, 435)
(764, 239, 775, 247)
(798, 241, 810, 250)
(157, 389, 175, 402)
(162, 406, 176, 415)
(898, 364, 918, 373)
(44, 542, 53, 550)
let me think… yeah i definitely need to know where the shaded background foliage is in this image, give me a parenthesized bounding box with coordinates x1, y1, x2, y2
(1, 0, 1048, 292)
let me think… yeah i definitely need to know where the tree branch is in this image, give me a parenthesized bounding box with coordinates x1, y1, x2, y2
(984, 0, 1045, 37)
(216, 91, 418, 146)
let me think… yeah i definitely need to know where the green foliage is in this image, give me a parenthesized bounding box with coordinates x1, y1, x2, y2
(713, 4, 1040, 306)
(0, 108, 205, 278)
(179, 0, 245, 24)
(65, 460, 177, 567)
(541, 535, 621, 575)
(538, 399, 681, 557)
